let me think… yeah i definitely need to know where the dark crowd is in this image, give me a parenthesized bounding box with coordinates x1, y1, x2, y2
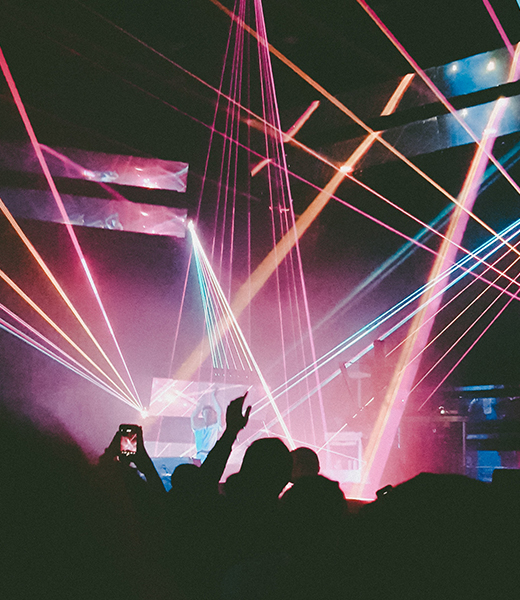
(2, 394, 520, 600)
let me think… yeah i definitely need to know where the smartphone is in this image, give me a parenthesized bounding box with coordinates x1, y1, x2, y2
(119, 424, 138, 456)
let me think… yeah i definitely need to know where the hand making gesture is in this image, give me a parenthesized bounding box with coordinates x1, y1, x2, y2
(225, 392, 251, 436)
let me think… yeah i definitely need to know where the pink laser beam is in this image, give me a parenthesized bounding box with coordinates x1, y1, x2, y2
(0, 46, 142, 408)
(482, 0, 515, 57)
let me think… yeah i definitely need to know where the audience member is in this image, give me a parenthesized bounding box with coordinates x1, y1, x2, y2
(290, 446, 320, 481)
(280, 474, 351, 600)
(0, 406, 172, 600)
(165, 392, 252, 599)
(4, 393, 520, 600)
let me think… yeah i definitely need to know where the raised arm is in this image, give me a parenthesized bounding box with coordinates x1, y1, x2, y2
(191, 395, 206, 430)
(132, 425, 166, 495)
(97, 425, 165, 496)
(200, 392, 251, 484)
(211, 389, 223, 426)
(191, 388, 223, 430)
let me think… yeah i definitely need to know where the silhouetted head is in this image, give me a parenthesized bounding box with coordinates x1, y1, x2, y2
(170, 463, 201, 494)
(291, 446, 320, 482)
(282, 474, 346, 523)
(233, 437, 292, 499)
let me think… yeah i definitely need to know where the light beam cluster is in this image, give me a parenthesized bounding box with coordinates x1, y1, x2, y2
(3, 0, 520, 497)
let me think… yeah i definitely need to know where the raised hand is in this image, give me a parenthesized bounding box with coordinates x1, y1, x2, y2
(225, 392, 251, 435)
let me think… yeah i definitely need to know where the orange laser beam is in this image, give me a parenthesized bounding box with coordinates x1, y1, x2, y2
(0, 47, 142, 408)
(282, 100, 320, 142)
(0, 269, 139, 407)
(353, 93, 511, 498)
(176, 75, 413, 381)
(0, 197, 139, 404)
(251, 100, 320, 176)
(209, 0, 520, 261)
(251, 157, 272, 176)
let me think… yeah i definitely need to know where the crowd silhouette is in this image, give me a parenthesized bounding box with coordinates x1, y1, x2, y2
(2, 393, 519, 599)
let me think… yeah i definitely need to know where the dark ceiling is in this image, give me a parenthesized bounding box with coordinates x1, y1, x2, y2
(3, 0, 520, 162)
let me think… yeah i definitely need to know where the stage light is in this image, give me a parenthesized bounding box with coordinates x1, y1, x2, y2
(487, 60, 496, 71)
(450, 63, 459, 73)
